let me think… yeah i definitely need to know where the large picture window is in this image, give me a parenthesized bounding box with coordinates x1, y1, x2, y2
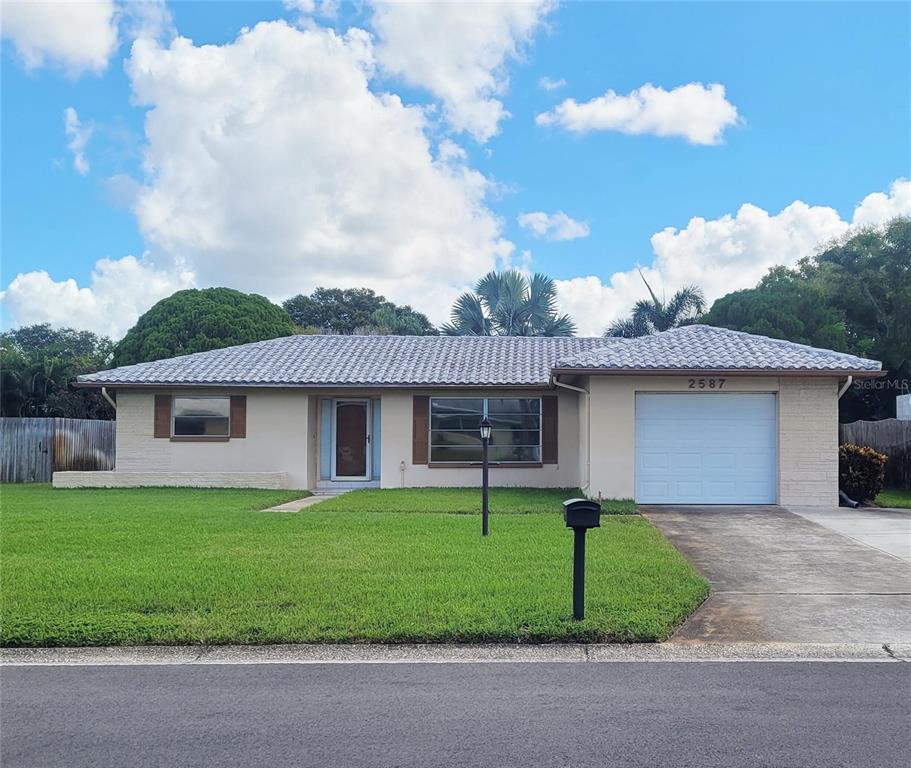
(429, 397, 541, 463)
(172, 397, 230, 437)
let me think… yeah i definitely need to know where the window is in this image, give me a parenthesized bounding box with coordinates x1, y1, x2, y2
(429, 397, 541, 463)
(172, 397, 230, 437)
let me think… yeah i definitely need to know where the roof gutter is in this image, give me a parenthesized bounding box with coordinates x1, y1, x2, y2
(551, 374, 591, 496)
(550, 367, 886, 379)
(73, 381, 552, 391)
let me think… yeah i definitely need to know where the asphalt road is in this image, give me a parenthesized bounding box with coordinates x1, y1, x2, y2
(2, 662, 909, 768)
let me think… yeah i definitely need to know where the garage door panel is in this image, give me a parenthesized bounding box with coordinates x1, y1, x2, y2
(641, 481, 670, 498)
(706, 481, 737, 497)
(675, 453, 701, 470)
(742, 451, 775, 470)
(640, 452, 669, 470)
(636, 393, 777, 505)
(704, 452, 736, 471)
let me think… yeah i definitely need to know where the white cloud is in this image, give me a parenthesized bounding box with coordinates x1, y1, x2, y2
(102, 173, 142, 208)
(0, 0, 119, 75)
(556, 178, 911, 336)
(538, 75, 565, 91)
(64, 107, 92, 175)
(283, 0, 338, 17)
(537, 82, 741, 145)
(122, 21, 510, 320)
(518, 210, 589, 241)
(0, 255, 193, 338)
(120, 0, 175, 44)
(852, 178, 911, 228)
(370, 0, 555, 142)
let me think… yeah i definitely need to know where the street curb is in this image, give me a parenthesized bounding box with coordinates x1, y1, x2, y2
(2, 642, 908, 666)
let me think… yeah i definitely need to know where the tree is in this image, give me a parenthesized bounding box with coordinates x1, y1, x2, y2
(282, 287, 436, 335)
(702, 266, 849, 350)
(369, 303, 437, 336)
(703, 217, 911, 421)
(813, 217, 910, 372)
(812, 218, 911, 421)
(113, 288, 296, 366)
(604, 271, 705, 337)
(0, 324, 114, 418)
(442, 270, 576, 336)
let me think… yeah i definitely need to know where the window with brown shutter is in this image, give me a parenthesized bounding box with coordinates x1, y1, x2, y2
(230, 396, 247, 438)
(153, 395, 171, 438)
(412, 395, 429, 464)
(542, 395, 558, 464)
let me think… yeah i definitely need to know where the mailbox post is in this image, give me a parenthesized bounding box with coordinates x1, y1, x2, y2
(562, 498, 602, 620)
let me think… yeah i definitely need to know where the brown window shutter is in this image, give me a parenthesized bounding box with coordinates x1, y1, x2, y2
(412, 395, 429, 464)
(542, 395, 558, 464)
(154, 395, 171, 438)
(230, 396, 247, 438)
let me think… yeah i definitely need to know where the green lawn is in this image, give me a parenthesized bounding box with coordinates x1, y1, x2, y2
(876, 489, 911, 508)
(0, 485, 707, 647)
(315, 487, 637, 515)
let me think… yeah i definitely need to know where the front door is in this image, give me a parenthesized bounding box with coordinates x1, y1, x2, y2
(333, 400, 370, 480)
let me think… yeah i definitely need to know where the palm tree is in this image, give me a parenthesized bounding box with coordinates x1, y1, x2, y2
(442, 270, 576, 336)
(605, 271, 705, 338)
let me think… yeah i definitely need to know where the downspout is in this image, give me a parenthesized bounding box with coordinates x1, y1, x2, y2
(837, 376, 853, 400)
(551, 375, 591, 495)
(837, 376, 856, 507)
(101, 387, 116, 411)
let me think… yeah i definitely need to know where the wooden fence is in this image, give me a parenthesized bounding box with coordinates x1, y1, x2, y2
(0, 418, 115, 483)
(840, 418, 911, 491)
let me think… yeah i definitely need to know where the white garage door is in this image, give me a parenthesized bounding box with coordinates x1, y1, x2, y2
(635, 393, 777, 504)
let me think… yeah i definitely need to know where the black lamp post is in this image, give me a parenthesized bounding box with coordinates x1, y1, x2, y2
(479, 417, 492, 536)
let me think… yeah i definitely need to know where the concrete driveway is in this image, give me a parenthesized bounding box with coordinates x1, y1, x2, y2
(642, 506, 911, 644)
(788, 506, 911, 563)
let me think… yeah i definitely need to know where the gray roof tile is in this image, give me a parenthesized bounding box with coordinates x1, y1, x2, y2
(78, 326, 881, 389)
(556, 325, 882, 373)
(79, 335, 611, 388)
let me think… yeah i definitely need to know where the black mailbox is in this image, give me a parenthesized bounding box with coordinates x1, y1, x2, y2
(563, 498, 601, 529)
(562, 498, 602, 621)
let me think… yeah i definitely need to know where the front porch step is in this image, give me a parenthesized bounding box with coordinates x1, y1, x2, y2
(314, 481, 379, 496)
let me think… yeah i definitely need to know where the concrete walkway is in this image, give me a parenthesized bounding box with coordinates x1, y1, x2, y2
(788, 506, 911, 563)
(262, 495, 339, 512)
(642, 505, 911, 644)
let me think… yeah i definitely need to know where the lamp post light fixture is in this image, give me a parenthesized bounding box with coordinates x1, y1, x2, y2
(479, 417, 492, 536)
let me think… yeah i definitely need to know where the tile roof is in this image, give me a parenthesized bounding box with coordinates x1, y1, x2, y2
(78, 326, 882, 389)
(555, 325, 882, 373)
(78, 335, 611, 388)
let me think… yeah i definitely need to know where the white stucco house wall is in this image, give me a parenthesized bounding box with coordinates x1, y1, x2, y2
(55, 326, 883, 507)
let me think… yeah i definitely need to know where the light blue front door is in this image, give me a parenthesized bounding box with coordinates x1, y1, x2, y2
(635, 393, 777, 504)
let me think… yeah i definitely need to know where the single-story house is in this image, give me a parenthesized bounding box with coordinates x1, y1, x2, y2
(58, 325, 883, 506)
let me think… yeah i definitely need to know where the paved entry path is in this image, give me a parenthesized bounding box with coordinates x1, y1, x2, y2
(262, 493, 348, 512)
(642, 506, 911, 644)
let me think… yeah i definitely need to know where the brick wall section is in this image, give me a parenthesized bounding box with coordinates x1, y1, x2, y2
(112, 390, 311, 488)
(778, 377, 839, 506)
(116, 392, 171, 471)
(53, 471, 287, 489)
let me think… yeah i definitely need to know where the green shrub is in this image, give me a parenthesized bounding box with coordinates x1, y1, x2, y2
(839, 444, 887, 502)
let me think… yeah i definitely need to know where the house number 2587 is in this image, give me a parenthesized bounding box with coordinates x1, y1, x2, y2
(688, 378, 726, 389)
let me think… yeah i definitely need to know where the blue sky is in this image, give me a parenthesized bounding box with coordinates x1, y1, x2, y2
(2, 1, 909, 337)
